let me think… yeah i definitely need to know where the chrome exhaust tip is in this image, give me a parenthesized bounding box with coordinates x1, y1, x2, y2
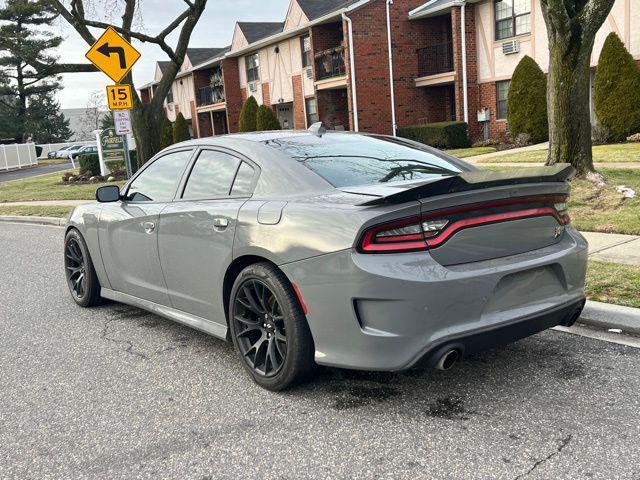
(435, 349, 460, 371)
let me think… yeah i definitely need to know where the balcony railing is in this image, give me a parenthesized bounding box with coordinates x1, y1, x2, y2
(198, 86, 225, 107)
(315, 46, 346, 81)
(417, 42, 454, 77)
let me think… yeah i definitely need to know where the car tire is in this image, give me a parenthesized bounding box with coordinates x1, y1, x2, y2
(229, 262, 316, 391)
(64, 229, 102, 308)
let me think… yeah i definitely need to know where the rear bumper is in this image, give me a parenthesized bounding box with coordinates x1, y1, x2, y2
(411, 298, 585, 369)
(281, 226, 588, 371)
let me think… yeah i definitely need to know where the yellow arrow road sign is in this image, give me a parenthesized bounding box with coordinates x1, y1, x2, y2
(86, 27, 141, 83)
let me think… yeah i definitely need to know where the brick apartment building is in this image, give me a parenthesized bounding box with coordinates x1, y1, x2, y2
(140, 0, 639, 143)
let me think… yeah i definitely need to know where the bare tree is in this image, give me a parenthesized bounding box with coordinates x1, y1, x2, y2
(76, 89, 106, 140)
(540, 0, 616, 176)
(44, 0, 208, 165)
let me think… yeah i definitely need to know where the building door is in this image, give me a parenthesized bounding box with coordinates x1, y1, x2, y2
(276, 103, 294, 130)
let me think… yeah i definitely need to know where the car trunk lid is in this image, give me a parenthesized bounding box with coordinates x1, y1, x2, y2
(349, 165, 574, 265)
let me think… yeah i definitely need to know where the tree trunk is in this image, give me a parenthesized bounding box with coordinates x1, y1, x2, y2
(545, 37, 594, 175)
(547, 36, 594, 176)
(130, 100, 164, 169)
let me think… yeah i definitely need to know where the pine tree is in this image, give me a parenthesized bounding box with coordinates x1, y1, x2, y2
(507, 55, 548, 144)
(0, 0, 63, 142)
(160, 115, 174, 149)
(256, 105, 282, 131)
(172, 112, 191, 143)
(24, 91, 71, 142)
(238, 96, 258, 132)
(594, 32, 640, 142)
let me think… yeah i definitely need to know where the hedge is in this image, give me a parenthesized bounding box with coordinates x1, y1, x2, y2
(594, 32, 640, 142)
(397, 121, 470, 149)
(172, 112, 191, 143)
(238, 96, 258, 132)
(160, 116, 174, 149)
(78, 153, 100, 176)
(507, 55, 548, 144)
(256, 105, 281, 131)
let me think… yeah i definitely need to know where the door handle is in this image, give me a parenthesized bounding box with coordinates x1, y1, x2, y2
(142, 221, 156, 234)
(213, 217, 229, 231)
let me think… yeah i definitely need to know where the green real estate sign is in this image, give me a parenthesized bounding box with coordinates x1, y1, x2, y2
(100, 128, 126, 163)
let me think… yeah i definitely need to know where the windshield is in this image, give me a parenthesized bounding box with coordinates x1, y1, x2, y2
(264, 134, 461, 188)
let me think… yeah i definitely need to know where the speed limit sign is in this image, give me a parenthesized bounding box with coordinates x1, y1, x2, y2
(106, 84, 133, 110)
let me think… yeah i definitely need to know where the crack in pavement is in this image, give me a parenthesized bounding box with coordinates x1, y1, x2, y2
(100, 318, 150, 360)
(514, 434, 573, 479)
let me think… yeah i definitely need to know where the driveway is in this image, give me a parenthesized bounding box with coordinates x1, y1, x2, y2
(0, 162, 72, 183)
(1, 223, 639, 479)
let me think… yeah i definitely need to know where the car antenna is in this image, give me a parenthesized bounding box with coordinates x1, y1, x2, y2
(308, 122, 326, 138)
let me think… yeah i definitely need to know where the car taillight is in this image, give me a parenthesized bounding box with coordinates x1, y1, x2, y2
(359, 216, 451, 253)
(358, 195, 570, 254)
(554, 202, 571, 224)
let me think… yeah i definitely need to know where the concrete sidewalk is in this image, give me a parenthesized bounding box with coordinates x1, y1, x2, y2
(0, 200, 89, 207)
(581, 231, 640, 266)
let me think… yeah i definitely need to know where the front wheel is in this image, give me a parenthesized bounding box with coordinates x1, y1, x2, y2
(64, 229, 101, 307)
(229, 263, 316, 391)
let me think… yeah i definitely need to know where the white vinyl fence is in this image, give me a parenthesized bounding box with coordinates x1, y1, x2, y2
(37, 141, 96, 159)
(0, 143, 38, 172)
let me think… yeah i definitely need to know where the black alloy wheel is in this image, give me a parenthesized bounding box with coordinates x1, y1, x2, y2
(233, 279, 288, 377)
(64, 229, 101, 307)
(229, 263, 316, 391)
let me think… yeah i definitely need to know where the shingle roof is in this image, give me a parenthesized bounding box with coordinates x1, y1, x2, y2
(297, 0, 362, 20)
(187, 47, 229, 66)
(237, 22, 285, 43)
(157, 61, 171, 74)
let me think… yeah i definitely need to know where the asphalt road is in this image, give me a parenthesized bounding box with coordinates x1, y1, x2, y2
(1, 223, 639, 480)
(0, 162, 72, 183)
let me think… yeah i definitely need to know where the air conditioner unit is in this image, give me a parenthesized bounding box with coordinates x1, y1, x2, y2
(249, 82, 258, 92)
(502, 40, 520, 55)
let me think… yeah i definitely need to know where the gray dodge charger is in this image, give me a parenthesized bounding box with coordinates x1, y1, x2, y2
(64, 129, 588, 390)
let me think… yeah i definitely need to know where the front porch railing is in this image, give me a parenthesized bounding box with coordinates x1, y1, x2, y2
(315, 46, 346, 80)
(198, 86, 225, 107)
(417, 42, 454, 77)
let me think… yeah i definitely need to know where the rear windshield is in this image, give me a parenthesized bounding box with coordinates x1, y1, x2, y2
(264, 134, 461, 187)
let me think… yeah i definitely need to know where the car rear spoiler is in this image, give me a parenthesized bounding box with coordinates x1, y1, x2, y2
(358, 164, 576, 206)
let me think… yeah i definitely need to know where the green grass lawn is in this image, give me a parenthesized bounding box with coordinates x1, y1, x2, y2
(476, 142, 640, 164)
(445, 146, 497, 158)
(585, 260, 640, 308)
(0, 169, 124, 202)
(569, 168, 640, 235)
(37, 158, 74, 166)
(0, 205, 74, 218)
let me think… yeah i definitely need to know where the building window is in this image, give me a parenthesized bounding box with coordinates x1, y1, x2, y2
(305, 98, 319, 126)
(496, 80, 510, 119)
(301, 35, 312, 68)
(166, 88, 174, 104)
(246, 53, 260, 83)
(495, 0, 531, 40)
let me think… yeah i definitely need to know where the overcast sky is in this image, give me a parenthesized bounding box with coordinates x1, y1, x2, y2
(55, 0, 289, 109)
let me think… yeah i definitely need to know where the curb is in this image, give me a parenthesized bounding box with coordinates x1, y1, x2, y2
(0, 215, 67, 227)
(578, 300, 640, 336)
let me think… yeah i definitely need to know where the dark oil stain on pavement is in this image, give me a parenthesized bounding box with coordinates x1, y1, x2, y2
(425, 396, 479, 421)
(331, 384, 400, 410)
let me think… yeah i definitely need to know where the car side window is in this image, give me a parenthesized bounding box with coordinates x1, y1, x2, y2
(182, 150, 241, 200)
(231, 162, 256, 197)
(126, 150, 193, 202)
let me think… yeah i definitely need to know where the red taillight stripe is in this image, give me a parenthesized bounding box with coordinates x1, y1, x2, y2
(426, 207, 564, 248)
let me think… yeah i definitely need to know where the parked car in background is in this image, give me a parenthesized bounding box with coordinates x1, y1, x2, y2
(49, 146, 72, 159)
(63, 130, 588, 391)
(61, 145, 86, 159)
(71, 145, 98, 160)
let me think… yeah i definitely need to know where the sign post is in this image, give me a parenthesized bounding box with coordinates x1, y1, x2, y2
(86, 27, 141, 179)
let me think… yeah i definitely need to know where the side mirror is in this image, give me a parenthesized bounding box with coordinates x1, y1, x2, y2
(96, 185, 121, 203)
